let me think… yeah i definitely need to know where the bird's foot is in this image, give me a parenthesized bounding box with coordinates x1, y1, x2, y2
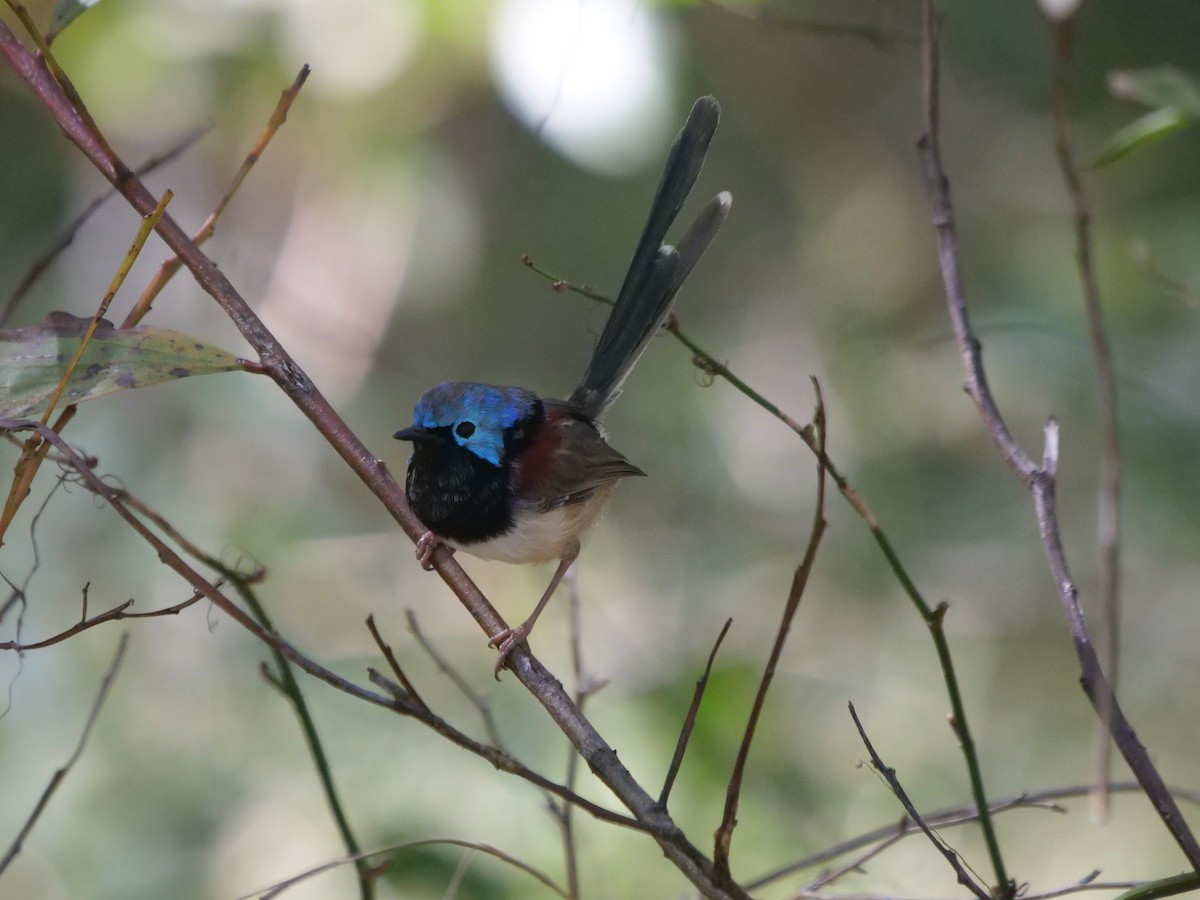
(488, 624, 531, 678)
(415, 531, 452, 570)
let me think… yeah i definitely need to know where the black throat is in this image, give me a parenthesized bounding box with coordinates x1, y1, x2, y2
(404, 431, 512, 545)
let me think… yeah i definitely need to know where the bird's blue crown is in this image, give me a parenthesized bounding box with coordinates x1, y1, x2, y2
(411, 382, 541, 466)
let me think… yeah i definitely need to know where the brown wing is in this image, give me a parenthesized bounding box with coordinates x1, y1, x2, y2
(510, 405, 644, 512)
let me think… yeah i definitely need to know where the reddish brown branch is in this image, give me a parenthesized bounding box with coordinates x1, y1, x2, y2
(0, 587, 202, 651)
(713, 379, 829, 883)
(0, 24, 745, 893)
(660, 618, 732, 809)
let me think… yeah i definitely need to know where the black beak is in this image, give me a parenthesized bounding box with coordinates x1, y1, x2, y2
(393, 426, 443, 443)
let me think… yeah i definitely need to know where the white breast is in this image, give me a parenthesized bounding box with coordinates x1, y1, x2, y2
(454, 488, 614, 564)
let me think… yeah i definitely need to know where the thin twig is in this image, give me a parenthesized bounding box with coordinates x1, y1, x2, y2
(748, 781, 1200, 891)
(366, 614, 431, 716)
(799, 831, 905, 895)
(1114, 872, 1200, 900)
(848, 702, 990, 900)
(713, 379, 828, 882)
(560, 564, 584, 900)
(240, 837, 568, 900)
(0, 632, 128, 874)
(364, 667, 649, 833)
(917, 0, 1200, 872)
(659, 618, 732, 809)
(405, 609, 502, 747)
(0, 587, 203, 651)
(1049, 16, 1123, 823)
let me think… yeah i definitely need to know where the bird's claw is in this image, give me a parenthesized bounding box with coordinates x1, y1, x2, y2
(488, 624, 530, 678)
(415, 531, 451, 570)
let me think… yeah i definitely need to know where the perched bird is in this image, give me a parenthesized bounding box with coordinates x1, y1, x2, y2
(394, 96, 730, 673)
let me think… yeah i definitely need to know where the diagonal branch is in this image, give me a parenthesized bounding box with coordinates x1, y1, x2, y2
(849, 701, 990, 900)
(659, 618, 732, 809)
(0, 26, 749, 897)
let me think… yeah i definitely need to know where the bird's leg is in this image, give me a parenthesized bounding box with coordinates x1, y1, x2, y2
(415, 531, 453, 570)
(490, 553, 577, 676)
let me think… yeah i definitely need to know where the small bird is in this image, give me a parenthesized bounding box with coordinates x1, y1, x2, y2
(394, 97, 730, 673)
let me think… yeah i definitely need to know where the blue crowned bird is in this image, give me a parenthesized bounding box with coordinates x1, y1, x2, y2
(394, 97, 730, 673)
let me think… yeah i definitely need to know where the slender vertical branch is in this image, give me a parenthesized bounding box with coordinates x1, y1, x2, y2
(713, 379, 828, 884)
(918, 0, 1200, 872)
(1049, 17, 1123, 821)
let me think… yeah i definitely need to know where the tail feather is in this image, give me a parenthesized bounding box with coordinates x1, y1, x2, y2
(569, 96, 726, 418)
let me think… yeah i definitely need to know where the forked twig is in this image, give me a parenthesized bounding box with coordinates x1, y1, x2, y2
(748, 782, 1200, 891)
(366, 614, 431, 716)
(0, 586, 204, 651)
(405, 608, 500, 746)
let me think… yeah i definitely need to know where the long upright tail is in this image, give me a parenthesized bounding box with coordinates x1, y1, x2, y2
(568, 96, 730, 419)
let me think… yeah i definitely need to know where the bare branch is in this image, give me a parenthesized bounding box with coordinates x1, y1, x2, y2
(750, 782, 1200, 891)
(1048, 16, 1123, 822)
(367, 614, 431, 717)
(848, 702, 990, 900)
(0, 587, 203, 651)
(243, 837, 568, 900)
(405, 609, 499, 745)
(713, 379, 828, 881)
(660, 618, 732, 809)
(917, 0, 1200, 871)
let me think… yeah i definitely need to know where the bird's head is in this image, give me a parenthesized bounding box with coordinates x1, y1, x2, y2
(393, 382, 543, 467)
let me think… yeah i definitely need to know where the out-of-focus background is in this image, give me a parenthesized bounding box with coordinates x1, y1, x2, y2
(2, 1, 1199, 897)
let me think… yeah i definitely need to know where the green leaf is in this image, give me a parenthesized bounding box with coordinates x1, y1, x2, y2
(1108, 66, 1200, 117)
(0, 312, 240, 418)
(47, 0, 102, 44)
(1092, 106, 1191, 168)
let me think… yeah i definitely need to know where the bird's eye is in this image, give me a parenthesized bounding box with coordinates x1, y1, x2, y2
(455, 421, 476, 439)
